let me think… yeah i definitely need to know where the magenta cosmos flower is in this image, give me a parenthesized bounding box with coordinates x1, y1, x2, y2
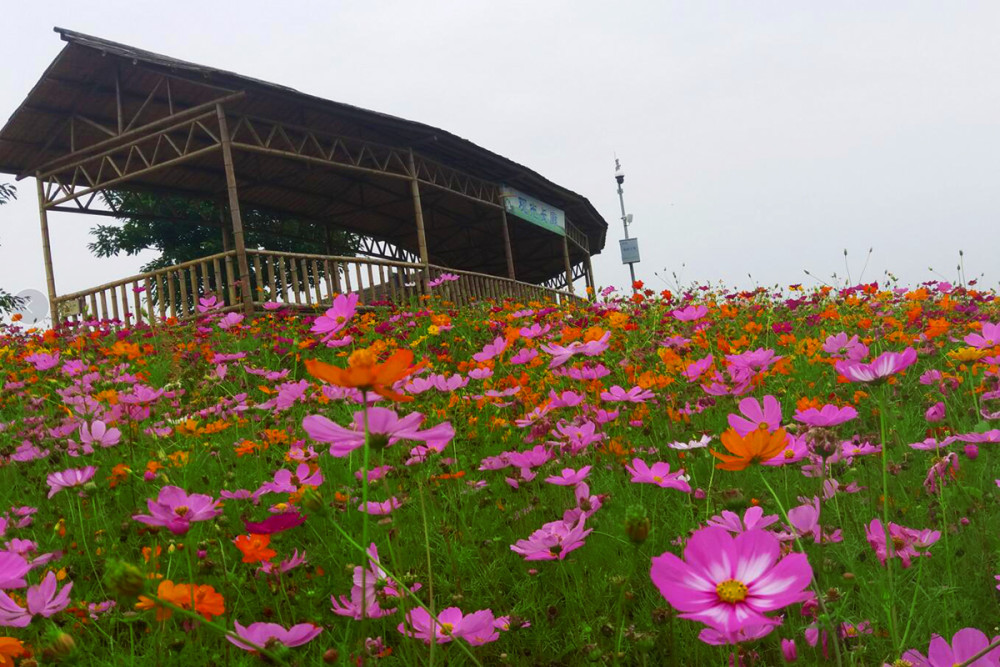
(132, 486, 222, 535)
(398, 607, 499, 646)
(227, 621, 322, 651)
(902, 627, 1000, 667)
(728, 396, 782, 436)
(302, 408, 454, 458)
(625, 459, 691, 493)
(0, 572, 73, 627)
(793, 404, 858, 427)
(0, 552, 31, 589)
(650, 526, 813, 634)
(705, 506, 779, 534)
(310, 293, 358, 337)
(834, 348, 917, 383)
(865, 518, 940, 568)
(80, 420, 121, 448)
(965, 322, 1000, 350)
(544, 466, 591, 487)
(510, 518, 592, 561)
(46, 466, 97, 499)
(671, 305, 708, 322)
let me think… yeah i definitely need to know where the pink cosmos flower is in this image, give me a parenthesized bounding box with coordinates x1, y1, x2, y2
(667, 435, 713, 451)
(793, 405, 858, 427)
(518, 323, 551, 339)
(834, 348, 917, 383)
(473, 336, 509, 363)
(428, 273, 459, 288)
(865, 518, 940, 568)
(227, 621, 323, 651)
(781, 497, 841, 544)
(79, 420, 122, 448)
(650, 526, 813, 634)
(258, 550, 307, 576)
(672, 305, 708, 322)
(902, 627, 1000, 667)
(539, 332, 610, 368)
(24, 352, 60, 371)
(682, 354, 714, 382)
(0, 571, 73, 627)
(358, 498, 402, 515)
(310, 293, 359, 337)
(302, 408, 453, 458)
(625, 459, 691, 492)
(698, 622, 777, 646)
(258, 464, 323, 495)
(822, 333, 868, 360)
(925, 402, 946, 423)
(924, 453, 959, 495)
(46, 467, 96, 499)
(132, 486, 222, 535)
(196, 295, 222, 313)
(728, 395, 782, 436)
(964, 322, 1000, 350)
(398, 607, 499, 646)
(509, 348, 538, 365)
(218, 312, 245, 330)
(706, 506, 779, 534)
(0, 552, 31, 589)
(600, 385, 655, 403)
(544, 466, 591, 487)
(510, 518, 592, 561)
(243, 510, 306, 535)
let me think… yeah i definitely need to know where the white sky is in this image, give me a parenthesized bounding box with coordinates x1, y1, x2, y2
(1, 0, 999, 306)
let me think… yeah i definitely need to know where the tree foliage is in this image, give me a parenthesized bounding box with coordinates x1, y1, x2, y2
(0, 183, 23, 314)
(89, 190, 359, 274)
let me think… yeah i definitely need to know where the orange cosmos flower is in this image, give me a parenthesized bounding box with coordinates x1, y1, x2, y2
(136, 580, 225, 621)
(0, 637, 27, 666)
(711, 425, 790, 471)
(233, 534, 276, 563)
(304, 348, 425, 402)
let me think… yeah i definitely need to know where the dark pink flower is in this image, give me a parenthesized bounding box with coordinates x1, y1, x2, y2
(793, 405, 857, 427)
(227, 621, 322, 651)
(132, 486, 222, 535)
(650, 527, 813, 634)
(902, 627, 1000, 666)
(834, 348, 917, 383)
(398, 607, 499, 645)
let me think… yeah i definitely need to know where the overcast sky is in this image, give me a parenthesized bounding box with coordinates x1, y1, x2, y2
(2, 1, 998, 310)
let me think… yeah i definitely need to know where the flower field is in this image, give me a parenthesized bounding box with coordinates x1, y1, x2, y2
(1, 279, 1000, 666)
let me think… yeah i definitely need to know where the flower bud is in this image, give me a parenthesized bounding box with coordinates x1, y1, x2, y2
(105, 560, 146, 600)
(41, 629, 76, 662)
(624, 505, 651, 544)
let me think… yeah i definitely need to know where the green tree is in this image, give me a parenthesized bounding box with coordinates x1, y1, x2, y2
(0, 183, 23, 314)
(88, 190, 359, 306)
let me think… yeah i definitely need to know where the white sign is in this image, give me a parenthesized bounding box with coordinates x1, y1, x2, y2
(620, 238, 640, 264)
(500, 185, 566, 236)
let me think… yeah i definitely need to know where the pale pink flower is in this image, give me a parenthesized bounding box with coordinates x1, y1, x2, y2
(79, 420, 121, 448)
(793, 405, 857, 427)
(964, 322, 1000, 349)
(0, 572, 73, 627)
(625, 459, 691, 492)
(706, 506, 779, 534)
(544, 466, 591, 487)
(728, 395, 782, 436)
(46, 467, 96, 499)
(398, 607, 499, 645)
(835, 348, 917, 383)
(510, 518, 592, 561)
(227, 622, 322, 651)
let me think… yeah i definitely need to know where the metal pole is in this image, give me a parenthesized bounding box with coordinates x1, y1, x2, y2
(615, 158, 637, 291)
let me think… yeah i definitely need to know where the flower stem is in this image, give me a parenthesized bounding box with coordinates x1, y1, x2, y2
(877, 387, 900, 651)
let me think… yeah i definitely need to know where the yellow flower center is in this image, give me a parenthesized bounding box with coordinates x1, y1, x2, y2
(652, 475, 663, 483)
(348, 348, 376, 369)
(715, 578, 749, 603)
(174, 506, 189, 517)
(438, 622, 454, 635)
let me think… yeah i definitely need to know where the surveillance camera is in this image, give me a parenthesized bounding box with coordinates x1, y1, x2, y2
(614, 169, 624, 184)
(626, 213, 633, 224)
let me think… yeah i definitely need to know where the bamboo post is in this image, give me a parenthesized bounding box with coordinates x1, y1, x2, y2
(216, 104, 254, 317)
(562, 235, 574, 295)
(221, 217, 237, 306)
(585, 253, 595, 299)
(407, 150, 431, 294)
(35, 178, 59, 327)
(500, 208, 516, 280)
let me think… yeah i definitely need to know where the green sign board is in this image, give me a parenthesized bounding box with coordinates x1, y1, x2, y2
(501, 185, 565, 236)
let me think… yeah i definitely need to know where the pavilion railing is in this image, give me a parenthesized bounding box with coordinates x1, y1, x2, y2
(52, 249, 581, 326)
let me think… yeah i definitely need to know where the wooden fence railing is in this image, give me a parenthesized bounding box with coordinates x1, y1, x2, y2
(52, 248, 581, 326)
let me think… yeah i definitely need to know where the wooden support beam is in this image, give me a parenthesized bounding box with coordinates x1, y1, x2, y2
(407, 149, 430, 293)
(500, 207, 516, 280)
(216, 104, 254, 317)
(562, 234, 574, 295)
(35, 178, 59, 326)
(585, 253, 596, 299)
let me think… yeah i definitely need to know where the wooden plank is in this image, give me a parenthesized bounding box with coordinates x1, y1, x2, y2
(366, 261, 375, 304)
(167, 271, 177, 320)
(266, 256, 276, 300)
(99, 289, 108, 321)
(299, 259, 312, 305)
(212, 256, 223, 297)
(178, 267, 188, 318)
(133, 282, 143, 325)
(253, 254, 263, 305)
(145, 277, 155, 326)
(331, 260, 342, 294)
(157, 275, 167, 321)
(342, 261, 352, 294)
(323, 259, 334, 298)
(354, 262, 364, 305)
(313, 259, 323, 303)
(275, 256, 286, 302)
(290, 257, 301, 304)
